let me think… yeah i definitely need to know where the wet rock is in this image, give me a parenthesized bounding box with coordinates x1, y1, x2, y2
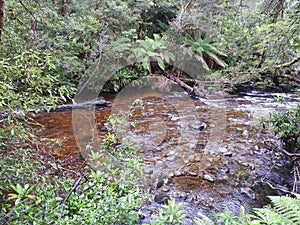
(242, 130, 249, 136)
(223, 152, 233, 157)
(218, 147, 228, 153)
(179, 192, 187, 199)
(188, 121, 207, 131)
(144, 186, 152, 194)
(188, 154, 195, 162)
(187, 171, 198, 176)
(203, 174, 214, 182)
(155, 176, 164, 189)
(174, 171, 182, 176)
(239, 161, 250, 167)
(217, 166, 230, 174)
(240, 187, 255, 199)
(162, 187, 170, 192)
(99, 126, 108, 131)
(144, 168, 153, 175)
(187, 194, 198, 203)
(154, 193, 170, 205)
(166, 155, 176, 162)
(163, 178, 170, 185)
(171, 116, 180, 121)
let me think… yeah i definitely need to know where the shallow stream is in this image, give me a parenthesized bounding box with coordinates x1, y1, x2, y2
(34, 89, 300, 223)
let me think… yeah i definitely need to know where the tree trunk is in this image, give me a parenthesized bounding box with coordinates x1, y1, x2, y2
(0, 0, 5, 42)
(163, 70, 207, 98)
(62, 0, 69, 17)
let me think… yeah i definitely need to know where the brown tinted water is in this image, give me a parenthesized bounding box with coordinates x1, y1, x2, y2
(34, 90, 300, 223)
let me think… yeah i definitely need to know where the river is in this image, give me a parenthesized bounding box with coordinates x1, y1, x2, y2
(34, 89, 300, 223)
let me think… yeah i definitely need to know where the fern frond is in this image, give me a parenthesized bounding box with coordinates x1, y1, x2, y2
(269, 195, 300, 225)
(253, 195, 300, 225)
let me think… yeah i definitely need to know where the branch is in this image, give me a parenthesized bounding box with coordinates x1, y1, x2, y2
(57, 164, 87, 225)
(274, 56, 300, 69)
(19, 0, 38, 22)
(278, 73, 300, 84)
(265, 140, 300, 157)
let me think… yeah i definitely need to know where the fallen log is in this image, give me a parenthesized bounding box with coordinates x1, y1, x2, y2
(277, 73, 300, 84)
(162, 70, 207, 98)
(51, 97, 109, 112)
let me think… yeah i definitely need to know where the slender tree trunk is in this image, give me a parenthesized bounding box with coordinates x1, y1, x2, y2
(0, 0, 5, 42)
(62, 0, 69, 17)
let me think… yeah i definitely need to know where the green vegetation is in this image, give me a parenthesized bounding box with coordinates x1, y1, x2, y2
(0, 0, 299, 224)
(266, 103, 300, 151)
(0, 113, 143, 224)
(147, 195, 300, 225)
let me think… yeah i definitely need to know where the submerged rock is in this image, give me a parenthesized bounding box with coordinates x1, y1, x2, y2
(240, 187, 255, 199)
(154, 193, 170, 205)
(188, 121, 207, 131)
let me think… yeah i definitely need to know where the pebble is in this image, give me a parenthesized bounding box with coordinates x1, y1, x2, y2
(242, 130, 249, 136)
(240, 187, 255, 199)
(218, 167, 229, 174)
(154, 193, 170, 204)
(223, 152, 233, 157)
(99, 127, 108, 131)
(155, 176, 164, 189)
(203, 174, 214, 182)
(218, 147, 228, 153)
(180, 192, 187, 200)
(162, 187, 170, 192)
(174, 171, 182, 176)
(144, 168, 153, 175)
(166, 155, 176, 162)
(171, 116, 180, 121)
(163, 178, 170, 185)
(187, 171, 198, 176)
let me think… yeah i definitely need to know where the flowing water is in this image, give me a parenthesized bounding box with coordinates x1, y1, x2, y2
(34, 90, 300, 223)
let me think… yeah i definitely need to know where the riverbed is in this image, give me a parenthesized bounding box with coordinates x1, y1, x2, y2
(34, 89, 300, 223)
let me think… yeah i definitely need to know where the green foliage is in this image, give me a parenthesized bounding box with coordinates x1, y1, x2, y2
(0, 146, 71, 224)
(0, 49, 75, 145)
(133, 34, 175, 72)
(60, 166, 142, 225)
(182, 33, 227, 70)
(139, 4, 178, 38)
(1, 112, 143, 224)
(145, 200, 186, 225)
(64, 112, 143, 224)
(190, 195, 300, 225)
(252, 195, 300, 225)
(212, 0, 300, 84)
(104, 66, 148, 92)
(265, 103, 300, 151)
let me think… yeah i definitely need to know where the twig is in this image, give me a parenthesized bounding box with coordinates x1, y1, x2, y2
(265, 140, 300, 157)
(261, 175, 296, 195)
(56, 163, 87, 225)
(57, 174, 85, 225)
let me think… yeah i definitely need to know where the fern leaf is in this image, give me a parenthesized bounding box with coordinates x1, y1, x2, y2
(205, 51, 228, 68)
(269, 196, 300, 225)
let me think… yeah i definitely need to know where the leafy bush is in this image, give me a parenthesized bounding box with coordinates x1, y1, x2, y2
(0, 112, 144, 224)
(266, 103, 300, 151)
(145, 200, 186, 225)
(145, 195, 300, 225)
